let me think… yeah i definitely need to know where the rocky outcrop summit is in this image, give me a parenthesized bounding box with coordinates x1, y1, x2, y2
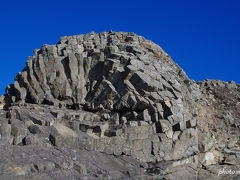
(0, 31, 239, 179)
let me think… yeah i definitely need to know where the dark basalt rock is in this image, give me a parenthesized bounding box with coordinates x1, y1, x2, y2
(0, 31, 239, 179)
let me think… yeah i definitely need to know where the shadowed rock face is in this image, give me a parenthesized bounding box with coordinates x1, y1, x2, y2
(0, 32, 239, 179)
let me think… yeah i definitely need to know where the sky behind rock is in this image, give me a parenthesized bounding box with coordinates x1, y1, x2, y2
(0, 0, 239, 94)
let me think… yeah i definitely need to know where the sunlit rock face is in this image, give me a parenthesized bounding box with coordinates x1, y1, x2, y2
(0, 32, 239, 179)
(7, 32, 187, 108)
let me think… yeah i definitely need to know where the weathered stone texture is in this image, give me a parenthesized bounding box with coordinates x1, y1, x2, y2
(0, 32, 239, 179)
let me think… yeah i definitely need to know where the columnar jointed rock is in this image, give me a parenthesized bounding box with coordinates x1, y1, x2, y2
(4, 31, 199, 162)
(0, 32, 239, 179)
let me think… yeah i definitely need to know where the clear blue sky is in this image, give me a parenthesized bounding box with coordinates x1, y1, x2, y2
(0, 0, 239, 95)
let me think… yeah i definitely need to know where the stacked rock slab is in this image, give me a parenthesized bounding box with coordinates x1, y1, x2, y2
(0, 32, 239, 179)
(5, 31, 198, 163)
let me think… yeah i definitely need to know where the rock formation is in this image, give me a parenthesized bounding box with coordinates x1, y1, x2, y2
(0, 31, 239, 179)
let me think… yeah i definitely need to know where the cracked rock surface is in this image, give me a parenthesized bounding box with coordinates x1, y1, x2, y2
(0, 31, 239, 179)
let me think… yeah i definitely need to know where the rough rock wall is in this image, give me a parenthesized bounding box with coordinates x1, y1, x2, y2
(6, 32, 186, 108)
(5, 32, 199, 163)
(0, 32, 239, 179)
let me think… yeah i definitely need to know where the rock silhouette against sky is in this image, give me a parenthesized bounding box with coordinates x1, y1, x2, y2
(0, 32, 239, 179)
